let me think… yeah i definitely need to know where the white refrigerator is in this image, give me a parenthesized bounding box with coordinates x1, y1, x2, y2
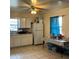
(32, 20, 43, 45)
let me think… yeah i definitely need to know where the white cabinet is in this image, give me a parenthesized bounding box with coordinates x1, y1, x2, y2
(10, 34, 33, 48)
(20, 18, 26, 28)
(32, 20, 43, 44)
(25, 19, 32, 28)
(13, 38, 21, 47)
(20, 35, 33, 46)
(10, 35, 21, 47)
(20, 18, 32, 28)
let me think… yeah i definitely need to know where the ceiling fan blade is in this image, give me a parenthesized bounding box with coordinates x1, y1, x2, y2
(31, 0, 37, 5)
(34, 6, 48, 10)
(20, 2, 31, 8)
(36, 0, 57, 5)
(22, 0, 31, 5)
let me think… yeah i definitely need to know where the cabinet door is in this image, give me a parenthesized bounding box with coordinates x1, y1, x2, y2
(10, 36, 16, 47)
(11, 35, 21, 47)
(20, 35, 27, 45)
(25, 19, 32, 28)
(21, 35, 32, 45)
(10, 37, 14, 47)
(13, 36, 21, 47)
(20, 18, 26, 28)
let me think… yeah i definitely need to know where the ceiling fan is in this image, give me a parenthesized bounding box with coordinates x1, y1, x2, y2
(20, 0, 47, 14)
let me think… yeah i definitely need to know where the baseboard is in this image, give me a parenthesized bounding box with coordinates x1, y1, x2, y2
(34, 44, 43, 46)
(10, 44, 33, 49)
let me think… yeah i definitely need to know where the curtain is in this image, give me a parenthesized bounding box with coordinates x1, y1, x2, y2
(50, 16, 60, 36)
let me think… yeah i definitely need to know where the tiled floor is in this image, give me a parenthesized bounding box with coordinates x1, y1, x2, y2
(10, 45, 69, 59)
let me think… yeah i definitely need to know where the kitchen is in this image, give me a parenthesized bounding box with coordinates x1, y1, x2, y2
(10, 0, 69, 59)
(10, 16, 44, 47)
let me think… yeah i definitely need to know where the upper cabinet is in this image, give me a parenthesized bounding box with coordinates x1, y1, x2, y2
(20, 18, 26, 28)
(25, 18, 32, 28)
(20, 18, 32, 28)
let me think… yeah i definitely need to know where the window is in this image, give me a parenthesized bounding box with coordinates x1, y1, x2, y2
(50, 16, 62, 36)
(10, 19, 20, 31)
(59, 16, 62, 34)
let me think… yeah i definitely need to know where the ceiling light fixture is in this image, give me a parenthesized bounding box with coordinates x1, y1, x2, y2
(31, 6, 37, 14)
(58, 0, 62, 4)
(31, 10, 37, 14)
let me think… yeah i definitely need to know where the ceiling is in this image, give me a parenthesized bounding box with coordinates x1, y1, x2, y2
(10, 0, 69, 18)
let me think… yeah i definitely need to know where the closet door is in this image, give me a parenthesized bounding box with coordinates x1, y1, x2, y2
(34, 31, 43, 44)
(37, 31, 43, 44)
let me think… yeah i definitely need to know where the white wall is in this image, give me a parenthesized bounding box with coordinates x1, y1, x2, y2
(43, 7, 69, 41)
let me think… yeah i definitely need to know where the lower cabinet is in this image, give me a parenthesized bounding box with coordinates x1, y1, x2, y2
(10, 34, 33, 48)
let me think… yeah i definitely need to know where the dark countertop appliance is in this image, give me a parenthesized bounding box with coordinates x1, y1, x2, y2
(17, 28, 32, 34)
